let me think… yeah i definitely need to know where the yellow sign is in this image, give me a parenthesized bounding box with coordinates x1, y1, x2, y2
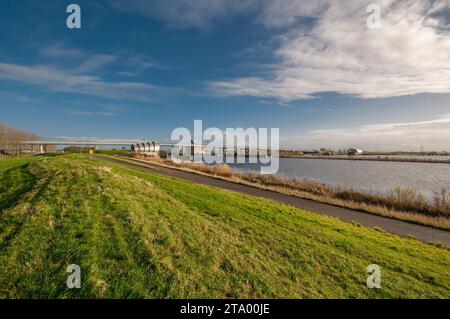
(89, 149, 94, 155)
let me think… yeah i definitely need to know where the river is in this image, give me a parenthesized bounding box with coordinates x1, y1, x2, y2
(228, 157, 450, 200)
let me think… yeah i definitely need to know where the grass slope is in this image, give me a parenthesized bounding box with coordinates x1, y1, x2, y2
(0, 155, 449, 298)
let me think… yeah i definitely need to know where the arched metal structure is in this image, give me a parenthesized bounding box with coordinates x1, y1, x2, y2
(131, 144, 140, 153)
(132, 141, 161, 157)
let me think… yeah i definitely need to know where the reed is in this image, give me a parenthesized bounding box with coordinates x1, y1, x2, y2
(133, 156, 450, 229)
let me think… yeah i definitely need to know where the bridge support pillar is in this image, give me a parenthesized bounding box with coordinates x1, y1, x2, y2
(39, 144, 44, 154)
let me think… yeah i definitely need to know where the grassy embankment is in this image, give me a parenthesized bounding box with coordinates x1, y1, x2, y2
(0, 154, 449, 298)
(128, 156, 450, 230)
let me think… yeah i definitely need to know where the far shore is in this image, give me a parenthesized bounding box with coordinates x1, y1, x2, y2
(280, 155, 450, 164)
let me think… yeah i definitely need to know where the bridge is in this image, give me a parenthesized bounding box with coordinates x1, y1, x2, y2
(21, 140, 274, 157)
(22, 140, 171, 154)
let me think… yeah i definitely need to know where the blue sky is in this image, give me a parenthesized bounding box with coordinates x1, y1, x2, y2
(1, 0, 449, 150)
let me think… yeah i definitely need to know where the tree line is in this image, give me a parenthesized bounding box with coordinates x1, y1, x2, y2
(0, 123, 40, 155)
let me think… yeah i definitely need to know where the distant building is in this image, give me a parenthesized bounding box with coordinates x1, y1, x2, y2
(347, 148, 363, 156)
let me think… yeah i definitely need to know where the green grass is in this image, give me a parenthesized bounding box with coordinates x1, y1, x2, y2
(0, 155, 42, 171)
(96, 150, 131, 156)
(0, 154, 449, 298)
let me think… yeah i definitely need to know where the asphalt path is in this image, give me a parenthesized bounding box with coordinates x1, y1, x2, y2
(98, 155, 450, 246)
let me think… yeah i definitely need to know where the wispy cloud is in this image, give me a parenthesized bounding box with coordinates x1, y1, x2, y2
(72, 54, 117, 74)
(40, 42, 86, 59)
(283, 113, 450, 151)
(0, 61, 158, 101)
(5, 43, 169, 100)
(39, 42, 117, 73)
(117, 71, 139, 77)
(108, 0, 330, 30)
(99, 104, 133, 112)
(117, 55, 171, 77)
(109, 0, 258, 29)
(0, 90, 40, 103)
(69, 110, 119, 117)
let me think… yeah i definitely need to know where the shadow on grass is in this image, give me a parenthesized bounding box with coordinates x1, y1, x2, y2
(0, 164, 38, 212)
(0, 163, 59, 252)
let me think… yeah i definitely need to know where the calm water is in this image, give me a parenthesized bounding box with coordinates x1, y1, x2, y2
(228, 158, 450, 200)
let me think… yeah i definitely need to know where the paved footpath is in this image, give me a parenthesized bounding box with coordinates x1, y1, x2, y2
(98, 155, 450, 247)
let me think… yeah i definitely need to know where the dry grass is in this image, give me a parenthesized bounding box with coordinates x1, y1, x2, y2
(128, 156, 450, 230)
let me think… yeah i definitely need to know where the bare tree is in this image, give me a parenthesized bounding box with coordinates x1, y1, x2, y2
(0, 123, 40, 156)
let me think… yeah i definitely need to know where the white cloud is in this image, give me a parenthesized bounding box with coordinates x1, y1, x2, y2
(0, 62, 157, 101)
(211, 0, 450, 100)
(283, 113, 450, 151)
(110, 0, 450, 100)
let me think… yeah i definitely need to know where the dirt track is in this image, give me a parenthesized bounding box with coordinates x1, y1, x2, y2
(98, 155, 450, 247)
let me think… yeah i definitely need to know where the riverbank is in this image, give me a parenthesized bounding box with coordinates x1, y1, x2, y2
(2, 154, 449, 298)
(124, 156, 450, 231)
